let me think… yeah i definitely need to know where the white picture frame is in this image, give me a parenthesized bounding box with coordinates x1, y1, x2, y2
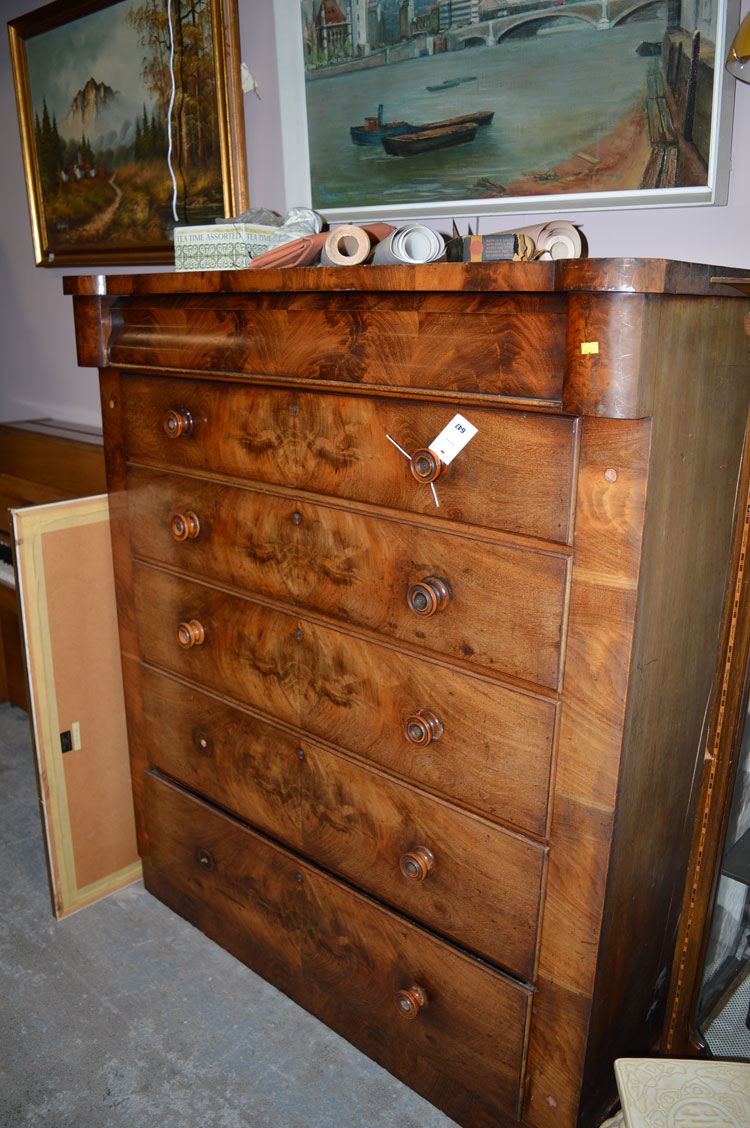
(274, 0, 739, 222)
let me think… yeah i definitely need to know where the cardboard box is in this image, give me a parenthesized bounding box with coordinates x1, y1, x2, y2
(173, 222, 278, 271)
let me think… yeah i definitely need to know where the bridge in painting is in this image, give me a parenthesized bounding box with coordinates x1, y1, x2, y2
(446, 0, 665, 45)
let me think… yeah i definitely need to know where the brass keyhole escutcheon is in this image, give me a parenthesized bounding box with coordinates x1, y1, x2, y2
(193, 729, 213, 757)
(195, 846, 216, 871)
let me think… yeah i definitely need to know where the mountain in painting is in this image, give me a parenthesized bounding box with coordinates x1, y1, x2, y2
(59, 77, 137, 144)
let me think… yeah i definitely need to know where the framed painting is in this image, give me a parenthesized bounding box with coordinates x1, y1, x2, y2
(274, 0, 739, 221)
(9, 0, 249, 266)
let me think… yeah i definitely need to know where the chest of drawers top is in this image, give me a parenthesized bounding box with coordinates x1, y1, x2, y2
(66, 258, 750, 420)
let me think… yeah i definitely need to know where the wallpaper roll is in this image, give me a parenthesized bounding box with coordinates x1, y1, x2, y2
(372, 224, 446, 265)
(321, 224, 373, 266)
(515, 221, 582, 260)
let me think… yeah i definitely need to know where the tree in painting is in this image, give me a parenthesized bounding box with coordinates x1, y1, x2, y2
(128, 0, 221, 198)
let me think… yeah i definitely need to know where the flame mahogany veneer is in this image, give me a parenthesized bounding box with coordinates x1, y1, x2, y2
(66, 260, 750, 1128)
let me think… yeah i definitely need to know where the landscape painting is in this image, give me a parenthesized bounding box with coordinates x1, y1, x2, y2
(288, 0, 735, 217)
(9, 0, 247, 265)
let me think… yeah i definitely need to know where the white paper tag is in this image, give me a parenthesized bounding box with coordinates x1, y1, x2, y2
(428, 414, 478, 465)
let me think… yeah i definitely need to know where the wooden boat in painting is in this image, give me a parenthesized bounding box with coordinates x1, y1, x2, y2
(350, 104, 413, 145)
(382, 120, 479, 156)
(426, 75, 477, 91)
(351, 106, 494, 146)
(417, 110, 494, 131)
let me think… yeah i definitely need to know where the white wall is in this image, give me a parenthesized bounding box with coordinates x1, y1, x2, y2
(1, 0, 749, 428)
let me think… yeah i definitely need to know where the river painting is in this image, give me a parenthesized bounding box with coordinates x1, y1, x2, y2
(12, 0, 235, 264)
(299, 0, 723, 213)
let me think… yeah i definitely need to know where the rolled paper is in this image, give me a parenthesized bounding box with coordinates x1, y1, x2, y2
(514, 221, 582, 260)
(371, 224, 446, 265)
(246, 230, 329, 269)
(321, 224, 374, 266)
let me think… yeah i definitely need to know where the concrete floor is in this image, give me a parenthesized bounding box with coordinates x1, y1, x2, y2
(0, 701, 457, 1128)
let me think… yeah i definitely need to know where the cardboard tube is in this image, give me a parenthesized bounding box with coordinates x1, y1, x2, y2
(321, 225, 373, 266)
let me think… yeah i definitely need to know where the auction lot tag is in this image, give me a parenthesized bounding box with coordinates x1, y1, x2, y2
(428, 414, 478, 465)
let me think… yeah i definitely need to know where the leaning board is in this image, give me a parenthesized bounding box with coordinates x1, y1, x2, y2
(12, 495, 141, 917)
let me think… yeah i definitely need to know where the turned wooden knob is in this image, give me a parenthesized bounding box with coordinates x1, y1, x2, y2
(404, 710, 443, 746)
(410, 448, 445, 484)
(400, 845, 435, 882)
(163, 407, 194, 438)
(170, 511, 201, 541)
(407, 576, 451, 617)
(395, 984, 429, 1019)
(177, 619, 205, 648)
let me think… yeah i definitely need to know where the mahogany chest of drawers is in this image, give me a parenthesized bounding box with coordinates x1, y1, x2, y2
(66, 259, 750, 1128)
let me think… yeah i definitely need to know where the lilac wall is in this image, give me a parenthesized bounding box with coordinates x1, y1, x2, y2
(1, 0, 748, 427)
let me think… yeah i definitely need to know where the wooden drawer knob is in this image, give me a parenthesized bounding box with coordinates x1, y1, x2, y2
(400, 845, 435, 882)
(404, 710, 443, 746)
(170, 511, 201, 541)
(410, 448, 445, 484)
(407, 576, 451, 617)
(177, 619, 205, 648)
(395, 984, 429, 1019)
(163, 407, 194, 438)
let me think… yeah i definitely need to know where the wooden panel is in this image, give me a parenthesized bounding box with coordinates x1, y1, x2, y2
(297, 617, 557, 833)
(524, 417, 652, 1128)
(128, 471, 569, 686)
(0, 421, 105, 537)
(143, 770, 532, 1128)
(0, 597, 27, 709)
(63, 257, 750, 300)
(12, 496, 141, 917)
(109, 292, 566, 399)
(121, 379, 578, 542)
(139, 667, 544, 978)
(580, 295, 750, 1120)
(133, 565, 299, 727)
(563, 294, 649, 418)
(296, 738, 544, 980)
(134, 569, 557, 834)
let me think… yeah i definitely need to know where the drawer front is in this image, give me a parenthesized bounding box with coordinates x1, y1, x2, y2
(141, 669, 545, 979)
(121, 376, 578, 542)
(129, 468, 568, 686)
(143, 770, 531, 1126)
(134, 567, 557, 835)
(111, 291, 566, 400)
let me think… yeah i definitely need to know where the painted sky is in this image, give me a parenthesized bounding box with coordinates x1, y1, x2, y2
(24, 1, 155, 124)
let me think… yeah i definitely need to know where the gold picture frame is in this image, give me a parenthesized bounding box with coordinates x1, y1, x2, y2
(8, 0, 248, 266)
